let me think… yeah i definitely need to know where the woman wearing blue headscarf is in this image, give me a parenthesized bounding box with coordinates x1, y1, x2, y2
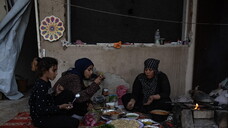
(53, 58, 104, 116)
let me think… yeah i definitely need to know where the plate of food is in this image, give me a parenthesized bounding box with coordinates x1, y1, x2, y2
(144, 125, 160, 128)
(101, 109, 124, 120)
(107, 119, 144, 128)
(138, 118, 158, 125)
(150, 110, 170, 115)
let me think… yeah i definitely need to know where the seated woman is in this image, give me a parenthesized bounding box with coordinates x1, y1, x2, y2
(53, 58, 104, 116)
(122, 58, 172, 113)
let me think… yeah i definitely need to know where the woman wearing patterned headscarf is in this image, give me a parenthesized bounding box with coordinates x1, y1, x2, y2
(53, 58, 104, 116)
(122, 58, 172, 113)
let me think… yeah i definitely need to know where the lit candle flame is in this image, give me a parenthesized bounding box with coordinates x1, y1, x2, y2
(194, 103, 199, 110)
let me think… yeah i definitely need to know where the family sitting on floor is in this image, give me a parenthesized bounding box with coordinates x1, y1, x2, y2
(29, 57, 172, 128)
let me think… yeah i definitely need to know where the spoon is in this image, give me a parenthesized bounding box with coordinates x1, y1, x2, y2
(72, 93, 80, 103)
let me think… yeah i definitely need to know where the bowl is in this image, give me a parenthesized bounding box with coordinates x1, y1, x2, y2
(102, 109, 122, 120)
(126, 113, 139, 119)
(106, 102, 116, 109)
(149, 110, 170, 122)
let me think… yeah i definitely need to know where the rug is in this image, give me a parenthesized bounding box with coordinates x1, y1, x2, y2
(0, 112, 35, 128)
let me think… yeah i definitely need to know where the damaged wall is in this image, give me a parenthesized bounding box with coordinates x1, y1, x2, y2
(37, 0, 190, 98)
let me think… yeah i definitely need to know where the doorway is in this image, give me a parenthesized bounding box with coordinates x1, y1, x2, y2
(193, 0, 228, 93)
(15, 4, 38, 93)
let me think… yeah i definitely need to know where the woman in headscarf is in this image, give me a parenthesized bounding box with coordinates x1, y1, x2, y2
(122, 58, 172, 113)
(53, 58, 104, 116)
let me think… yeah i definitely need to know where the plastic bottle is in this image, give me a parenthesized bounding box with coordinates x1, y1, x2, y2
(154, 29, 160, 44)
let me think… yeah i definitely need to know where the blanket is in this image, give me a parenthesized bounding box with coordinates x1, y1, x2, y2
(0, 112, 35, 128)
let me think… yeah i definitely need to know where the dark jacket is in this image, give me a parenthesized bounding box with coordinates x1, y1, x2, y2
(29, 79, 60, 126)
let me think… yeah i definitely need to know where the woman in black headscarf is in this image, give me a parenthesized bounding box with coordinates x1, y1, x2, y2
(53, 58, 104, 116)
(122, 58, 172, 113)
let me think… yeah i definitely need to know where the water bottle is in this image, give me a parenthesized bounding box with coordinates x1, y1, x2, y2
(154, 29, 160, 44)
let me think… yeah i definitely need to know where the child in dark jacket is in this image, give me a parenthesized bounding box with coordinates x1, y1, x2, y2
(29, 57, 79, 128)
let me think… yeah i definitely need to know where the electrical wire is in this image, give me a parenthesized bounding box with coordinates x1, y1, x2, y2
(52, 0, 228, 26)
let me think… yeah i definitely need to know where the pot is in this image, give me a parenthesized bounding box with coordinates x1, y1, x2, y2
(149, 110, 170, 122)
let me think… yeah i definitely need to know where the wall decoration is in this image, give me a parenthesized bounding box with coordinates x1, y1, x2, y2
(40, 15, 65, 42)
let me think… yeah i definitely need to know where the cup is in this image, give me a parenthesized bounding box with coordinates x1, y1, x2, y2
(160, 38, 165, 45)
(106, 102, 115, 109)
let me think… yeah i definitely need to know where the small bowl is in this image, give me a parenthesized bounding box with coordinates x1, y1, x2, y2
(106, 102, 115, 109)
(126, 113, 139, 119)
(111, 113, 119, 120)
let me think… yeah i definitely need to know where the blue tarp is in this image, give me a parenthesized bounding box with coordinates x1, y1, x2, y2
(0, 0, 32, 99)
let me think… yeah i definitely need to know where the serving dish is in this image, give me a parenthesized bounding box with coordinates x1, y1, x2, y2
(138, 119, 158, 125)
(150, 110, 170, 115)
(107, 119, 144, 128)
(105, 102, 116, 109)
(101, 109, 124, 120)
(126, 113, 139, 119)
(149, 110, 170, 122)
(144, 125, 160, 128)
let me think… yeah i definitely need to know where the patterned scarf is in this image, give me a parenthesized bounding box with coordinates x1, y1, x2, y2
(139, 73, 158, 103)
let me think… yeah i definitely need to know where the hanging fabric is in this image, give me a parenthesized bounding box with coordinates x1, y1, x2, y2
(0, 0, 32, 99)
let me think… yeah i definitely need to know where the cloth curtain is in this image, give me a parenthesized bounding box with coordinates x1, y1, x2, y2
(0, 0, 32, 99)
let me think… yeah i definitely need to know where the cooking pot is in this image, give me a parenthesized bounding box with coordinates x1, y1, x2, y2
(190, 90, 214, 103)
(149, 110, 170, 122)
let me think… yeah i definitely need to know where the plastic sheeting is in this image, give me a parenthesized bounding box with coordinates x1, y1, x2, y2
(0, 0, 32, 99)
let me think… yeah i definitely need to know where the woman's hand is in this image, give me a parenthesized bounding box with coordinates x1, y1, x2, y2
(143, 94, 160, 105)
(87, 103, 94, 111)
(58, 103, 73, 110)
(94, 75, 105, 85)
(127, 99, 135, 110)
(143, 95, 154, 105)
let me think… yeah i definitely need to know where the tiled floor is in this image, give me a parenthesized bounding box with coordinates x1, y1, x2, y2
(0, 92, 30, 125)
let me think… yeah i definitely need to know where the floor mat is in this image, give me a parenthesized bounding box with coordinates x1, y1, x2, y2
(0, 112, 35, 128)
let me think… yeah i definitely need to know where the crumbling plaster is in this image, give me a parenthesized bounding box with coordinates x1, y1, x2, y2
(37, 0, 190, 98)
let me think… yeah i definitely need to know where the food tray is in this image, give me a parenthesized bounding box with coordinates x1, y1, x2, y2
(107, 119, 143, 128)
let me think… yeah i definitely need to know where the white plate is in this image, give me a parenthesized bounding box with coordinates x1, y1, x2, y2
(144, 125, 160, 128)
(138, 119, 159, 125)
(101, 109, 124, 121)
(107, 119, 144, 128)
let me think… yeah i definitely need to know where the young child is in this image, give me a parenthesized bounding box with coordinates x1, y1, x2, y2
(29, 57, 79, 128)
(31, 57, 41, 72)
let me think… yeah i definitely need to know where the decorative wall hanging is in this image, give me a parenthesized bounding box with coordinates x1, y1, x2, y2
(40, 15, 65, 42)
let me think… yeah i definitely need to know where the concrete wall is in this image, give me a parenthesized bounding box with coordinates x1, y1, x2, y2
(38, 0, 190, 98)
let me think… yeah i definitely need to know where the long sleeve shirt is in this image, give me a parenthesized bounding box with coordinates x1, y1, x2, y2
(53, 73, 100, 103)
(132, 72, 171, 105)
(29, 79, 60, 125)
